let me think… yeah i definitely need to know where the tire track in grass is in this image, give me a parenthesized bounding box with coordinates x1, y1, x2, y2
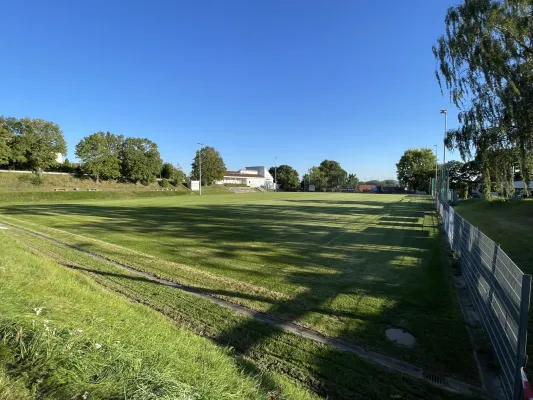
(0, 214, 291, 302)
(0, 218, 485, 398)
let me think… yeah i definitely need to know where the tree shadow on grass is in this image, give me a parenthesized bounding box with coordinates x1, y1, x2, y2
(60, 246, 472, 399)
(0, 195, 479, 397)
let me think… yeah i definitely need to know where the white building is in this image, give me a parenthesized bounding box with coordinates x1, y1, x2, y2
(514, 181, 533, 190)
(216, 166, 275, 189)
(471, 179, 533, 196)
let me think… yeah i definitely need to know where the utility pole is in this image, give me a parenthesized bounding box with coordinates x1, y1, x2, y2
(197, 142, 204, 196)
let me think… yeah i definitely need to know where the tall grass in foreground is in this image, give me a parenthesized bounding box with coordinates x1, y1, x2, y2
(0, 366, 32, 400)
(0, 232, 316, 400)
(0, 319, 207, 399)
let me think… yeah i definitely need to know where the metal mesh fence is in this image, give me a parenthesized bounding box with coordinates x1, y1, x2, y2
(435, 168, 531, 400)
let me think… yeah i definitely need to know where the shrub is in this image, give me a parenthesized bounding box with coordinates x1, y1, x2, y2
(30, 175, 45, 185)
(18, 174, 44, 186)
(17, 174, 31, 183)
(458, 182, 469, 200)
(140, 178, 155, 186)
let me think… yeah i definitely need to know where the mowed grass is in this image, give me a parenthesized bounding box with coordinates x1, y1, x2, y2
(454, 199, 533, 271)
(0, 192, 477, 385)
(0, 230, 318, 400)
(0, 190, 192, 204)
(454, 199, 533, 359)
(3, 224, 470, 400)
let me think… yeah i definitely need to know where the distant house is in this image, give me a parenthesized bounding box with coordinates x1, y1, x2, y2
(470, 178, 533, 196)
(216, 166, 275, 189)
(513, 181, 533, 191)
(359, 184, 376, 192)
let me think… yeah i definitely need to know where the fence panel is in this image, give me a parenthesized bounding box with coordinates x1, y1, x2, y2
(435, 193, 531, 400)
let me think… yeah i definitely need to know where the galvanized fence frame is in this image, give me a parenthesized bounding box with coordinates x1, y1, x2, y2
(435, 195, 531, 400)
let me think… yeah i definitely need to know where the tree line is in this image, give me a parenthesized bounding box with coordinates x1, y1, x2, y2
(0, 116, 184, 185)
(189, 154, 360, 191)
(396, 148, 487, 197)
(0, 116, 67, 176)
(76, 132, 167, 185)
(396, 149, 437, 192)
(1, 115, 361, 191)
(189, 155, 360, 191)
(301, 160, 358, 191)
(433, 0, 533, 198)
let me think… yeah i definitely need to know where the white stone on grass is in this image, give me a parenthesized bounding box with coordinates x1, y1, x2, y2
(385, 327, 416, 347)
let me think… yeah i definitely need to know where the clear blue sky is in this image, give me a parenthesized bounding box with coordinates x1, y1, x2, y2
(0, 0, 460, 181)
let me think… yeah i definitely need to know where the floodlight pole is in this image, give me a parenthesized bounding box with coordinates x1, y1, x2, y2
(440, 109, 447, 166)
(274, 157, 277, 191)
(197, 142, 204, 196)
(434, 144, 438, 197)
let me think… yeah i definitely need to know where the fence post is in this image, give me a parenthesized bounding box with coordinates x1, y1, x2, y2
(514, 274, 532, 400)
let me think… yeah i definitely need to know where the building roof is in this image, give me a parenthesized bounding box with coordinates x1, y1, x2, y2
(359, 184, 376, 191)
(513, 181, 533, 189)
(224, 170, 264, 178)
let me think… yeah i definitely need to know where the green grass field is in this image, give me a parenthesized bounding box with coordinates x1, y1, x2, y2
(0, 230, 317, 400)
(454, 199, 533, 270)
(454, 199, 533, 361)
(0, 192, 479, 398)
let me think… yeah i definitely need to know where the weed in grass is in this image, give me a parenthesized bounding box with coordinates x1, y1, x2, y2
(0, 366, 33, 400)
